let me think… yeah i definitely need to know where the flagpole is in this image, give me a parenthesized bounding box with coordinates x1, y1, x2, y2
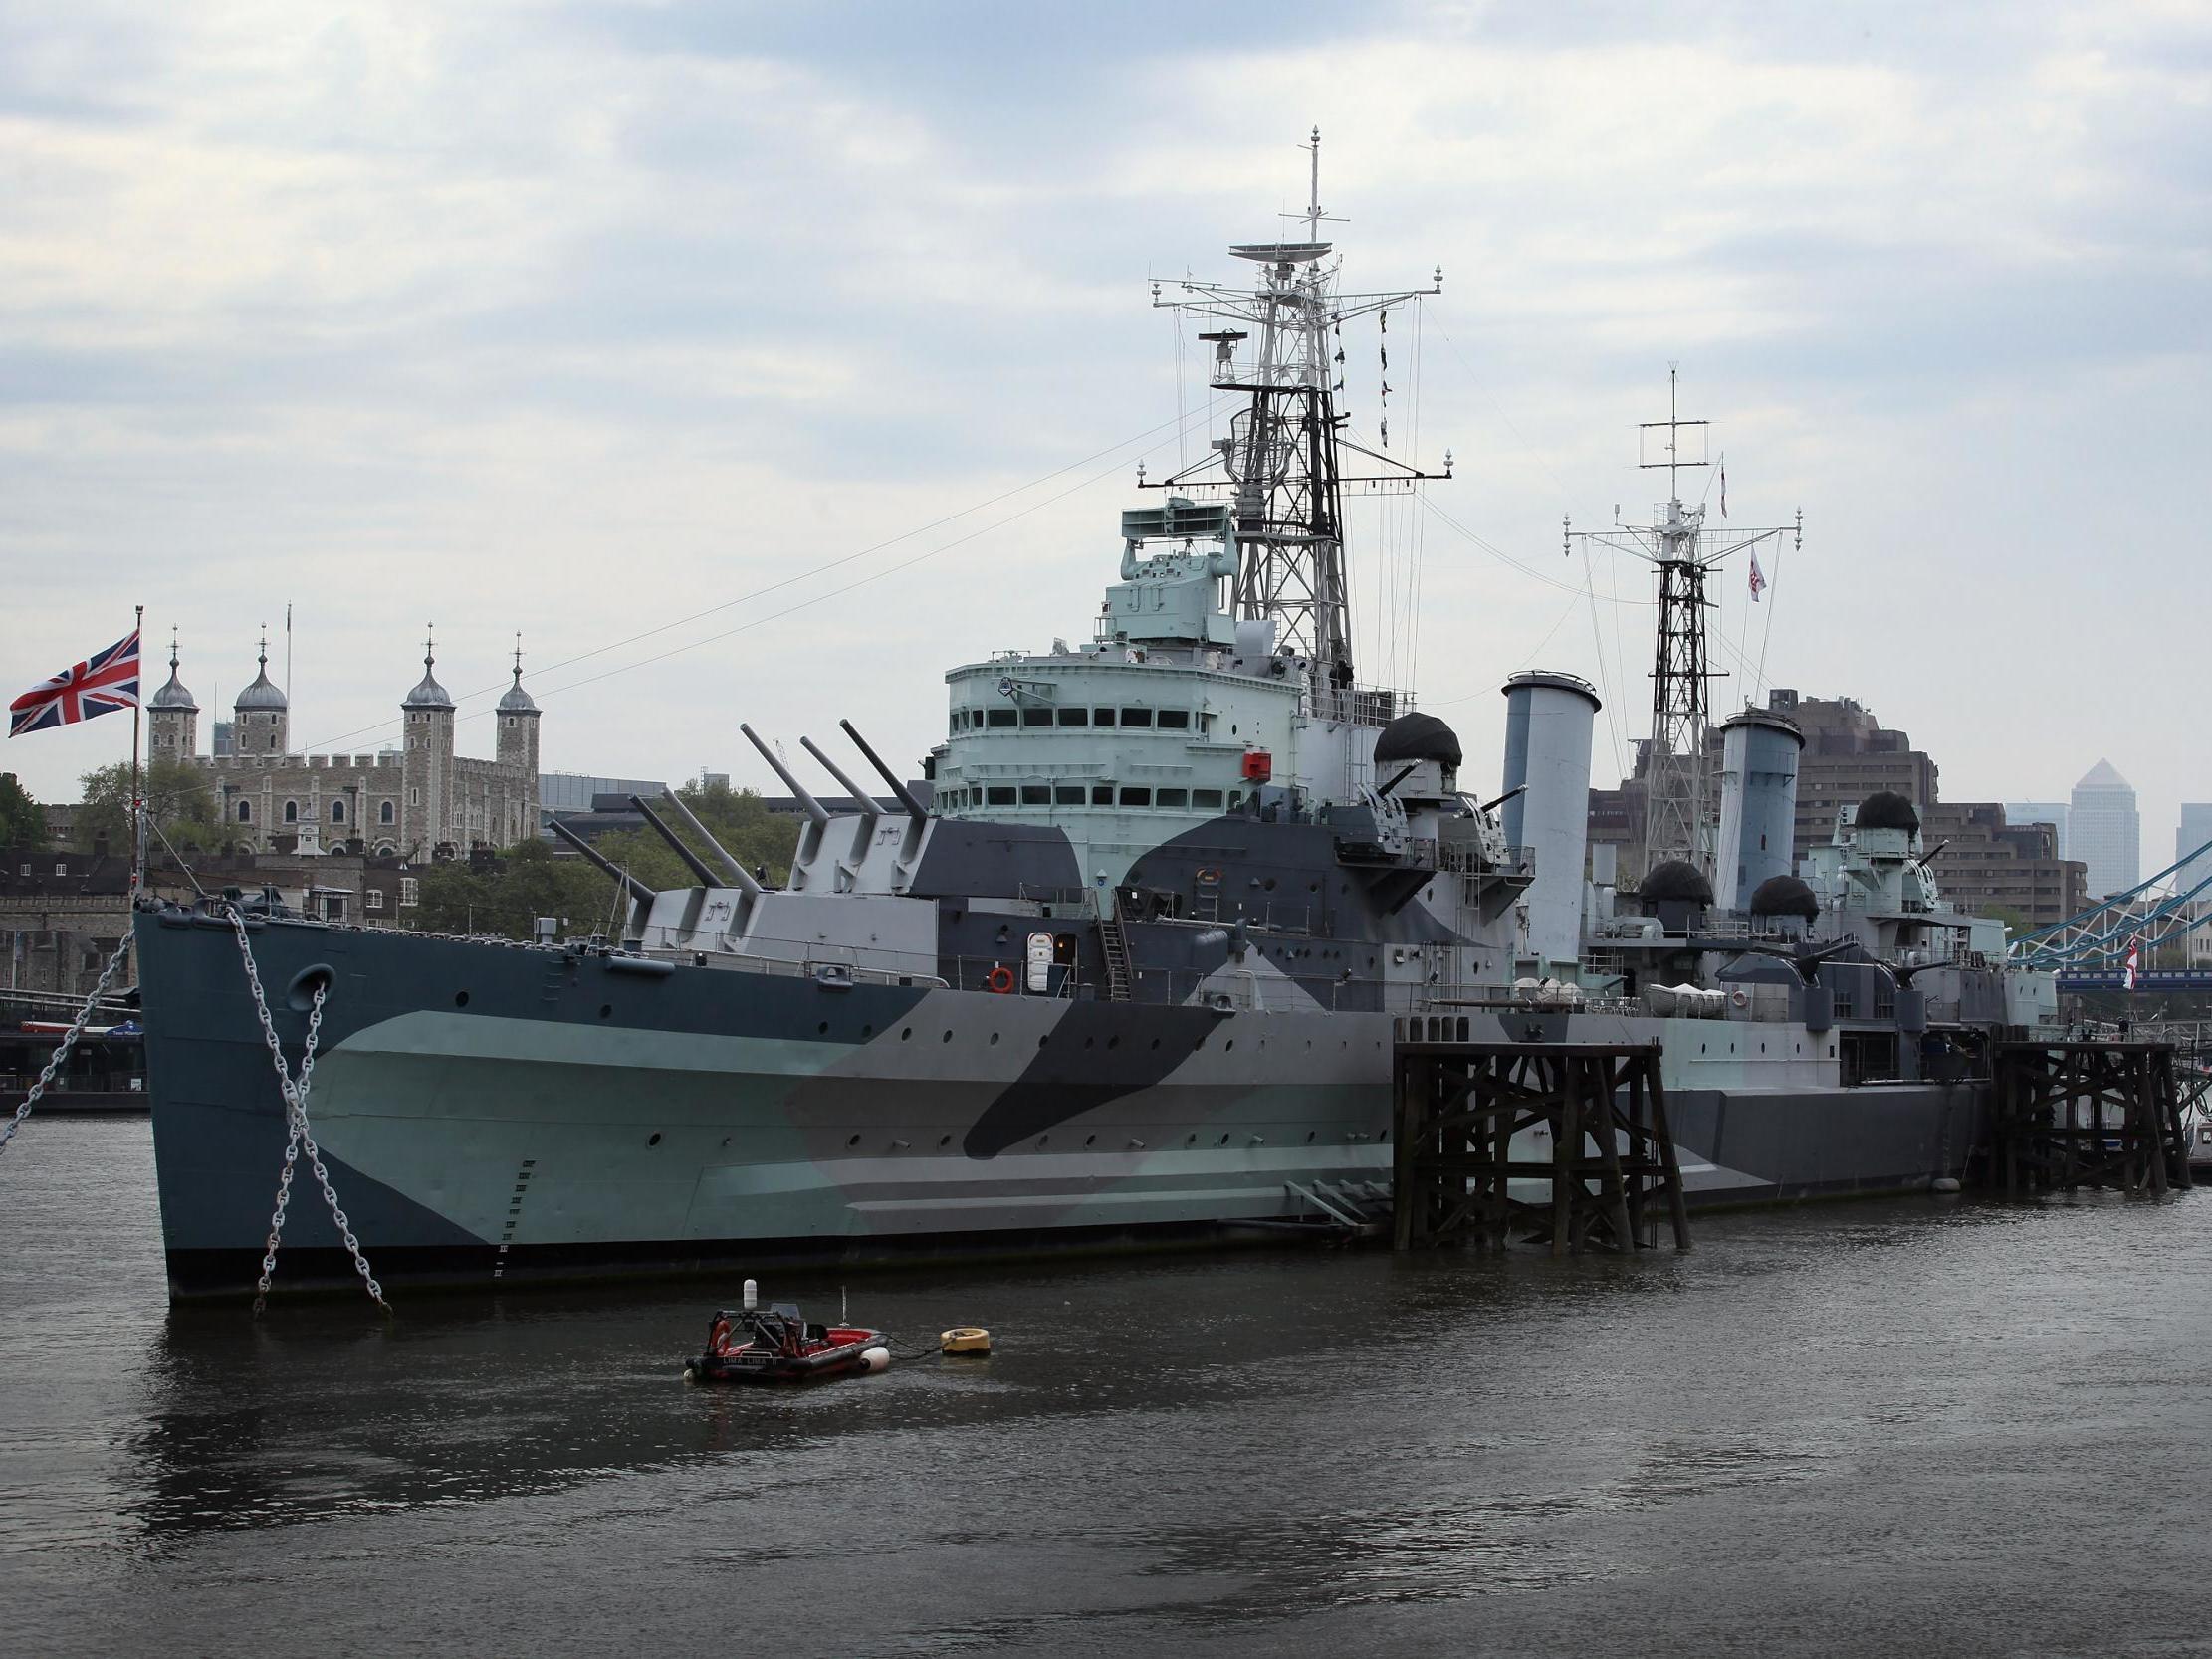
(130, 603, 144, 901)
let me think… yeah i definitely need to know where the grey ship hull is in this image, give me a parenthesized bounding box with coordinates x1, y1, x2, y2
(137, 912, 1984, 1299)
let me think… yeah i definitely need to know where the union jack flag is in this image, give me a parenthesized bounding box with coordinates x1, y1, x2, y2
(9, 630, 141, 737)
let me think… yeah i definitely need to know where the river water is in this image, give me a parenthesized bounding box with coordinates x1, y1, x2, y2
(2, 1116, 2208, 1656)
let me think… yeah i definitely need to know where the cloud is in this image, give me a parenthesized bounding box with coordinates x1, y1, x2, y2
(0, 0, 2205, 866)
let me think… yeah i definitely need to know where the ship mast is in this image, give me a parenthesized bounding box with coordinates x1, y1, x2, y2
(1570, 370, 1802, 880)
(1147, 128, 1446, 710)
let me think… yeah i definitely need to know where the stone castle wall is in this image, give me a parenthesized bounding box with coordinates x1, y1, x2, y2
(150, 649, 542, 857)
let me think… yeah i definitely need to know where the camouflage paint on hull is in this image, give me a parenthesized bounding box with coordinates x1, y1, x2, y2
(136, 913, 1987, 1300)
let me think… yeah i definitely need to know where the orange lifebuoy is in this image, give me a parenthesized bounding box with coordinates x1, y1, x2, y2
(985, 965, 1016, 995)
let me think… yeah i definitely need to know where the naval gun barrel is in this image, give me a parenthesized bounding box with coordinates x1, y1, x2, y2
(839, 719, 927, 823)
(1374, 763, 1419, 801)
(629, 795, 720, 889)
(655, 789, 763, 896)
(741, 724, 828, 825)
(799, 736, 882, 825)
(551, 819, 657, 906)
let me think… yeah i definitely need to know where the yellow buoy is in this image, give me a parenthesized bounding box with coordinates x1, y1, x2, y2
(940, 1327, 992, 1355)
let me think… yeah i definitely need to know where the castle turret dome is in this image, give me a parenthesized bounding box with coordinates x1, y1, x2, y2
(149, 634, 197, 711)
(403, 632, 454, 711)
(234, 637, 287, 712)
(497, 639, 538, 715)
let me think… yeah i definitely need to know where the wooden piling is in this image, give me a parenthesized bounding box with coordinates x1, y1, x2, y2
(1390, 1027, 1689, 1253)
(1983, 1041, 2192, 1197)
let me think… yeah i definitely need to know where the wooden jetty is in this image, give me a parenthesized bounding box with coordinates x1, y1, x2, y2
(1984, 1040, 2193, 1196)
(1391, 1021, 1690, 1254)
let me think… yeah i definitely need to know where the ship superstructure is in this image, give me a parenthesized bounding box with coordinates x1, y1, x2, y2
(131, 146, 2056, 1299)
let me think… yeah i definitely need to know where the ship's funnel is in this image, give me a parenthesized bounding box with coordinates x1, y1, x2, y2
(1499, 671, 1600, 970)
(1714, 709, 1805, 912)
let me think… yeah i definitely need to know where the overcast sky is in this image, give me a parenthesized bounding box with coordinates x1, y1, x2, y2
(4, 1, 2206, 872)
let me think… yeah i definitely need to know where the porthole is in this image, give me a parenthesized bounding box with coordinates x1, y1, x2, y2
(1037, 1136, 1048, 1148)
(1218, 1133, 1230, 1145)
(1107, 1035, 1120, 1049)
(1084, 1036, 1095, 1049)
(1186, 1133, 1198, 1145)
(942, 1030, 954, 1043)
(647, 1133, 661, 1147)
(1225, 1040, 1235, 1052)
(846, 1134, 861, 1147)
(1150, 1038, 1161, 1050)
(1085, 1134, 1097, 1146)
(990, 1032, 1000, 1046)
(818, 1021, 831, 1035)
(860, 1025, 873, 1038)
(1379, 1130, 1388, 1143)
(454, 991, 470, 1008)
(938, 1134, 952, 1147)
(1305, 1131, 1316, 1144)
(901, 1027, 913, 1040)
(598, 1004, 612, 1020)
(720, 1137, 731, 1148)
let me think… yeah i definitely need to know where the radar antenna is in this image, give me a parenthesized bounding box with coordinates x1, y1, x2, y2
(1146, 127, 1447, 705)
(1568, 368, 1803, 882)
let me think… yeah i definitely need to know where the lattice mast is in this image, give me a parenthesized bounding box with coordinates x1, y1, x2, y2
(1147, 128, 1446, 701)
(1569, 370, 1802, 877)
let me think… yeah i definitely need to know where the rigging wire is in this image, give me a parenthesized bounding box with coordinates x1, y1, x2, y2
(1408, 303, 1427, 694)
(298, 396, 1232, 752)
(1753, 528, 1787, 700)
(1420, 497, 1654, 605)
(529, 417, 1224, 705)
(1427, 314, 1581, 503)
(1580, 539, 1631, 782)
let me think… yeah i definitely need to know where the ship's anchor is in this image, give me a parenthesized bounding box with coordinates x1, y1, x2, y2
(226, 910, 389, 1316)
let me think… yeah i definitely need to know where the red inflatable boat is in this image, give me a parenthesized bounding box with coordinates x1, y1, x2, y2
(685, 1302, 889, 1385)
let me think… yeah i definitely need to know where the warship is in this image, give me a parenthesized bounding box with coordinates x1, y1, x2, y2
(133, 143, 2058, 1298)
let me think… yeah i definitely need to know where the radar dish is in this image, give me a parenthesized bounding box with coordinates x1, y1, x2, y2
(1228, 242, 1332, 265)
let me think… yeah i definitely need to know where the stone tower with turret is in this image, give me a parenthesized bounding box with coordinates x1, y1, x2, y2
(233, 634, 289, 756)
(495, 638, 542, 845)
(147, 632, 199, 762)
(496, 638, 541, 774)
(401, 632, 457, 854)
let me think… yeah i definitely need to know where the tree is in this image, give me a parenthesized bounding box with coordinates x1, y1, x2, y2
(415, 784, 806, 939)
(0, 772, 45, 851)
(75, 757, 224, 853)
(587, 782, 796, 893)
(416, 838, 631, 939)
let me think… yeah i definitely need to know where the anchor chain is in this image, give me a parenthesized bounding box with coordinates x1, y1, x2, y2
(227, 912, 388, 1315)
(0, 933, 135, 1158)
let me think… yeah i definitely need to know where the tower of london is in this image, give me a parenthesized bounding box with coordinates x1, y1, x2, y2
(146, 630, 542, 857)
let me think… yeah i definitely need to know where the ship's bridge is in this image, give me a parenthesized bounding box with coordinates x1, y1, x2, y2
(934, 656, 1297, 824)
